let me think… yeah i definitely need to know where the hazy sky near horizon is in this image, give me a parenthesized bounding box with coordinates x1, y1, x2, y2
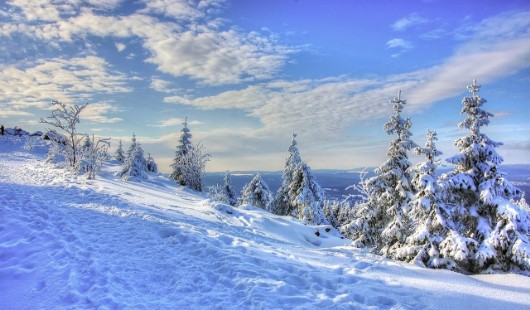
(1, 0, 529, 172)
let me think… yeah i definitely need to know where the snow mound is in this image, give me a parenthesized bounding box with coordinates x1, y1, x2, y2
(1, 136, 529, 309)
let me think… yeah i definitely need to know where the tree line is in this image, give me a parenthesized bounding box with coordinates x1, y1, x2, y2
(32, 80, 530, 274)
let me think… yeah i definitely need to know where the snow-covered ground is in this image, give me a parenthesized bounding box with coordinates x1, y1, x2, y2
(1, 136, 529, 309)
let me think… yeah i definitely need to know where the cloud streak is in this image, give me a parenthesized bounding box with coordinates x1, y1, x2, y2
(392, 13, 429, 31)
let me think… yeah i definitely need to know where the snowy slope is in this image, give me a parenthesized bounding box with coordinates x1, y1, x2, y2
(1, 136, 529, 310)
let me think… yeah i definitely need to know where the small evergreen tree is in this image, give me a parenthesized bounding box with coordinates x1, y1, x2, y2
(146, 153, 158, 173)
(114, 139, 125, 163)
(240, 174, 273, 210)
(223, 172, 237, 206)
(439, 80, 528, 273)
(117, 134, 148, 181)
(208, 172, 238, 206)
(345, 91, 417, 257)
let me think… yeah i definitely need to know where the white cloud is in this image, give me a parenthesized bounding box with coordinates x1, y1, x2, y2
(150, 77, 174, 93)
(407, 11, 530, 107)
(1, 2, 296, 86)
(0, 110, 32, 118)
(392, 13, 429, 31)
(82, 102, 123, 123)
(0, 56, 130, 113)
(86, 0, 124, 9)
(8, 0, 62, 21)
(115, 42, 126, 52)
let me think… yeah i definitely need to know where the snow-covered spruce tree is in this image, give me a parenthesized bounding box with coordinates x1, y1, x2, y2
(117, 134, 148, 181)
(395, 130, 455, 268)
(439, 80, 528, 273)
(240, 173, 273, 211)
(146, 153, 158, 173)
(271, 133, 302, 215)
(271, 134, 327, 225)
(114, 139, 125, 163)
(170, 117, 194, 187)
(288, 162, 328, 225)
(345, 91, 417, 257)
(223, 172, 237, 206)
(40, 100, 88, 170)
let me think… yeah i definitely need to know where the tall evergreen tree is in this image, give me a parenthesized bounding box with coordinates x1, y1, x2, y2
(271, 133, 302, 215)
(396, 130, 453, 268)
(240, 174, 273, 210)
(289, 162, 328, 225)
(170, 117, 194, 186)
(114, 139, 125, 163)
(439, 80, 529, 273)
(346, 91, 417, 257)
(271, 134, 327, 225)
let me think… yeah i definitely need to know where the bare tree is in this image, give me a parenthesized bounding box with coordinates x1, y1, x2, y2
(40, 100, 88, 170)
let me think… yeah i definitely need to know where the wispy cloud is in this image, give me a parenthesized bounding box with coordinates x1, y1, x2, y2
(386, 38, 413, 57)
(150, 77, 175, 93)
(82, 102, 123, 123)
(0, 56, 130, 116)
(386, 38, 413, 49)
(149, 117, 202, 128)
(0, 1, 297, 86)
(392, 13, 429, 31)
(0, 110, 32, 118)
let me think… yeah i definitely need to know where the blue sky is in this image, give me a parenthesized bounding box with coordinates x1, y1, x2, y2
(1, 0, 529, 172)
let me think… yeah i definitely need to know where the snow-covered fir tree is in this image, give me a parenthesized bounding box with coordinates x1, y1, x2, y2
(114, 139, 125, 163)
(289, 162, 328, 225)
(271, 134, 327, 225)
(396, 130, 453, 268)
(345, 91, 417, 257)
(438, 80, 529, 273)
(223, 172, 237, 206)
(117, 134, 148, 181)
(170, 117, 194, 186)
(270, 133, 302, 215)
(208, 172, 237, 206)
(146, 153, 158, 173)
(325, 197, 357, 231)
(240, 174, 273, 210)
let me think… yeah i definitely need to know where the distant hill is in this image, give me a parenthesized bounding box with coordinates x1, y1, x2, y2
(205, 165, 530, 203)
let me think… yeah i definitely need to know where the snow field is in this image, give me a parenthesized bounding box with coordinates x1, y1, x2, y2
(1, 137, 529, 309)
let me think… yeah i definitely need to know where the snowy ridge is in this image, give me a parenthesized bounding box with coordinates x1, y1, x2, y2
(1, 136, 529, 309)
